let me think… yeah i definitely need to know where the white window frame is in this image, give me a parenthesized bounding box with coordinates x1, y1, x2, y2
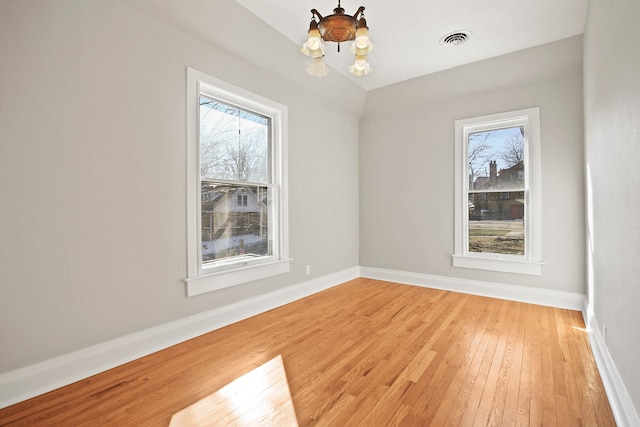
(452, 107, 543, 275)
(185, 67, 290, 296)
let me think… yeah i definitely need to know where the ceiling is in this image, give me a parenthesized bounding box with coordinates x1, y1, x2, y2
(234, 0, 588, 91)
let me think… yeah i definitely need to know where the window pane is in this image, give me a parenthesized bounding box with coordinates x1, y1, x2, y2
(199, 96, 269, 183)
(201, 182, 271, 263)
(468, 126, 524, 190)
(468, 191, 524, 255)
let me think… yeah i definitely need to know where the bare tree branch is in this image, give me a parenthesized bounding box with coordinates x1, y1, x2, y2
(468, 131, 496, 188)
(498, 130, 524, 168)
(199, 99, 267, 182)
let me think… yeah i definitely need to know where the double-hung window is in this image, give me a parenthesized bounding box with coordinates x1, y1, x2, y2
(453, 107, 542, 275)
(186, 68, 289, 296)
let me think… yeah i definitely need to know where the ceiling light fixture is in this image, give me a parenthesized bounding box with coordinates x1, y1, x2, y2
(301, 1, 373, 77)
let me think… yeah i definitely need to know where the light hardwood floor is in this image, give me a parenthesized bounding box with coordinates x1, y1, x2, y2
(0, 278, 616, 426)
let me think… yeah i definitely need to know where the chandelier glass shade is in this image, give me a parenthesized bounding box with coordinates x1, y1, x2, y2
(348, 54, 371, 76)
(300, 21, 325, 58)
(301, 1, 373, 77)
(306, 56, 330, 77)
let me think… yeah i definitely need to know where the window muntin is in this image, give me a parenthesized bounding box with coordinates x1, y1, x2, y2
(186, 68, 289, 296)
(453, 108, 542, 275)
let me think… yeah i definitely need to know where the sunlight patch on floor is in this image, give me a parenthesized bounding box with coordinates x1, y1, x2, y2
(170, 355, 298, 426)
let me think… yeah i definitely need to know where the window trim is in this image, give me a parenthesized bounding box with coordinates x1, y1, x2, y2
(185, 67, 290, 296)
(452, 107, 543, 275)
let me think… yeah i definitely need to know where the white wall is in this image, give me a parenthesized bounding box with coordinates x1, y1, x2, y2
(584, 0, 640, 416)
(360, 36, 586, 294)
(0, 0, 361, 373)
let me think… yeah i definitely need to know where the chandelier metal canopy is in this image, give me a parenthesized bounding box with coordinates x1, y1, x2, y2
(301, 1, 374, 77)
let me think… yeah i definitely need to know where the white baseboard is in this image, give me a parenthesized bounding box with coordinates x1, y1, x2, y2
(585, 312, 640, 427)
(0, 266, 360, 410)
(360, 266, 586, 310)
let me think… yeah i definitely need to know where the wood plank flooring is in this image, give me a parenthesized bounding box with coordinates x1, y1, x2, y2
(0, 278, 616, 426)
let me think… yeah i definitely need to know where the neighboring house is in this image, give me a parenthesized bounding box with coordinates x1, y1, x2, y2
(201, 185, 268, 260)
(470, 160, 524, 220)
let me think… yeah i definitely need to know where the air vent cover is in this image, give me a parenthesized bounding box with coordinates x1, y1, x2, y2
(440, 31, 471, 46)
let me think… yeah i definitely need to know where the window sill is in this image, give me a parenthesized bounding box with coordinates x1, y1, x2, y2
(452, 254, 543, 276)
(185, 259, 291, 296)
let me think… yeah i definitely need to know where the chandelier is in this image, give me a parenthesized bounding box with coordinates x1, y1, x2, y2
(301, 1, 374, 77)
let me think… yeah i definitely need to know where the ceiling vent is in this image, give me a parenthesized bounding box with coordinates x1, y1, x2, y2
(440, 31, 471, 46)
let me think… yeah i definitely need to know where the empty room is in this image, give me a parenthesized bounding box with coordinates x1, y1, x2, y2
(0, 0, 638, 425)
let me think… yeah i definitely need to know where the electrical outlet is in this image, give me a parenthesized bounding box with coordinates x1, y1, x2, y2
(305, 265, 311, 275)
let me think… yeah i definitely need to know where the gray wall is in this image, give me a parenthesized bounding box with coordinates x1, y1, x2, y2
(0, 0, 361, 373)
(360, 36, 586, 294)
(584, 0, 640, 412)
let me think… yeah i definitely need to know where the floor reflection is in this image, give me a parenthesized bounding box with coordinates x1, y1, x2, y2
(170, 355, 298, 426)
